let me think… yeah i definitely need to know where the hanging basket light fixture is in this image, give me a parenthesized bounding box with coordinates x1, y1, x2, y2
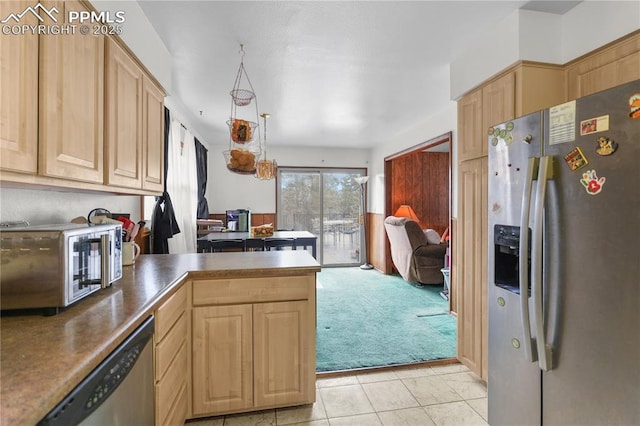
(255, 113, 277, 180)
(224, 44, 261, 175)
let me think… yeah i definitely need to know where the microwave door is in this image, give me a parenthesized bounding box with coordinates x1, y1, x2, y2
(69, 236, 101, 304)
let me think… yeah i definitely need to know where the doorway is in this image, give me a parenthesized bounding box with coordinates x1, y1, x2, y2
(383, 132, 452, 286)
(276, 167, 367, 266)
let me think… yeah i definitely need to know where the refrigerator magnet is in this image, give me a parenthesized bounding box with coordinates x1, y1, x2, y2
(564, 147, 589, 171)
(595, 136, 618, 156)
(629, 93, 640, 119)
(580, 170, 606, 195)
(580, 116, 609, 135)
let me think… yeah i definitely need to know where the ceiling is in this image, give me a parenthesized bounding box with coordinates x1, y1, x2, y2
(138, 1, 580, 149)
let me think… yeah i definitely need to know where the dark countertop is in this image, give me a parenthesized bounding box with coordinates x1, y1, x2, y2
(0, 251, 320, 426)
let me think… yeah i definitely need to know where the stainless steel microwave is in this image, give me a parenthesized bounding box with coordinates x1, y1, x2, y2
(0, 223, 122, 313)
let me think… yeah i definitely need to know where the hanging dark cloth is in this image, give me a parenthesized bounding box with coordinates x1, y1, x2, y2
(151, 107, 180, 254)
(194, 138, 210, 219)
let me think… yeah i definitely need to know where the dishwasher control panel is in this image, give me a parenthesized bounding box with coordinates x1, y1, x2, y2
(85, 344, 143, 410)
(37, 316, 154, 426)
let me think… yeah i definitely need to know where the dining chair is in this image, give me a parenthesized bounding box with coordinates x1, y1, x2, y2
(265, 238, 296, 251)
(244, 238, 265, 252)
(207, 239, 245, 253)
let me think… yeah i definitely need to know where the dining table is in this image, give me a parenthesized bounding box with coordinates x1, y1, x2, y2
(197, 230, 318, 259)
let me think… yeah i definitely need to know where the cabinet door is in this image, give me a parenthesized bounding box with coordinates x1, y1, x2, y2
(456, 158, 487, 379)
(0, 0, 38, 173)
(192, 304, 253, 415)
(457, 88, 483, 161)
(142, 76, 164, 192)
(482, 72, 515, 156)
(565, 33, 640, 99)
(105, 38, 143, 188)
(253, 301, 313, 407)
(39, 0, 104, 183)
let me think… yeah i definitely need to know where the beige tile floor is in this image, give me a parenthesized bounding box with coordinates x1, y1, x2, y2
(186, 363, 488, 426)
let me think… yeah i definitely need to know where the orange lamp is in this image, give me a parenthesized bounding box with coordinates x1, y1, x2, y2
(394, 204, 420, 225)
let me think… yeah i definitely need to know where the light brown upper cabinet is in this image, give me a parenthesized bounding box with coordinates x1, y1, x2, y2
(105, 38, 143, 188)
(142, 77, 165, 192)
(0, 0, 38, 174)
(565, 31, 640, 99)
(39, 0, 105, 184)
(106, 38, 164, 192)
(0, 1, 165, 194)
(481, 72, 516, 146)
(457, 88, 483, 162)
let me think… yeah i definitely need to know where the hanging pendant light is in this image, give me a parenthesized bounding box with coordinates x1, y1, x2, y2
(255, 113, 277, 180)
(224, 44, 261, 175)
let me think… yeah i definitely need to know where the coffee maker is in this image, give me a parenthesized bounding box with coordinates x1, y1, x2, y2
(226, 209, 250, 232)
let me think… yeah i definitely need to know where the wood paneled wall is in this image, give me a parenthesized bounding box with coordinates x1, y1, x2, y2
(390, 152, 450, 235)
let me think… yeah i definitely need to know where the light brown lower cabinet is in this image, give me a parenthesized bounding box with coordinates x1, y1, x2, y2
(191, 275, 316, 418)
(192, 304, 254, 414)
(154, 286, 188, 426)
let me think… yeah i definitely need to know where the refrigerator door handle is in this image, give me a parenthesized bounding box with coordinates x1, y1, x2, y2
(532, 155, 553, 371)
(519, 156, 538, 363)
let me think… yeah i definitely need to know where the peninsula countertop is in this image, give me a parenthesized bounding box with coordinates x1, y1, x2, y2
(0, 251, 321, 426)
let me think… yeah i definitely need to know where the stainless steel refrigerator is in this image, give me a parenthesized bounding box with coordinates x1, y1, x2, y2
(487, 79, 640, 425)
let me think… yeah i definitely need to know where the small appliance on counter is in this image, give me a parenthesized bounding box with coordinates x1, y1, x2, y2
(226, 209, 251, 232)
(0, 223, 122, 315)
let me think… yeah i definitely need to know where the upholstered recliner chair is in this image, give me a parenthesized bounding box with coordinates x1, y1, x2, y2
(383, 216, 448, 285)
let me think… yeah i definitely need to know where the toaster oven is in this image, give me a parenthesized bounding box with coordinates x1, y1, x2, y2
(0, 223, 122, 314)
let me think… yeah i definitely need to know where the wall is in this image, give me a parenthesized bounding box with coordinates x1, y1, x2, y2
(451, 2, 640, 99)
(0, 187, 140, 226)
(205, 144, 370, 214)
(369, 102, 458, 215)
(89, 0, 171, 92)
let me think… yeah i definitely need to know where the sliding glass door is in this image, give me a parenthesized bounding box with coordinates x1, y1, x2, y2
(277, 168, 366, 266)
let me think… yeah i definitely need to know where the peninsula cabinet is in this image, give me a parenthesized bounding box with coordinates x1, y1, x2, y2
(0, 0, 38, 174)
(105, 37, 164, 192)
(191, 274, 316, 418)
(154, 285, 188, 426)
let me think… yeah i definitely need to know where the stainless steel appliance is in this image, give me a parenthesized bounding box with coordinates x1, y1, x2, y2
(488, 80, 639, 425)
(38, 316, 155, 425)
(0, 223, 123, 313)
(226, 209, 250, 231)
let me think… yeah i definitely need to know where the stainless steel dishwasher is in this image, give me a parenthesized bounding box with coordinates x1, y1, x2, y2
(39, 316, 155, 426)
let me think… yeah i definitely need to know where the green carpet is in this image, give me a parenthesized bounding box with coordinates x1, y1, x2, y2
(316, 267, 457, 372)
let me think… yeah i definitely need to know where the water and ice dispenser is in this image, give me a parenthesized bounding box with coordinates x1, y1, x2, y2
(493, 225, 531, 295)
